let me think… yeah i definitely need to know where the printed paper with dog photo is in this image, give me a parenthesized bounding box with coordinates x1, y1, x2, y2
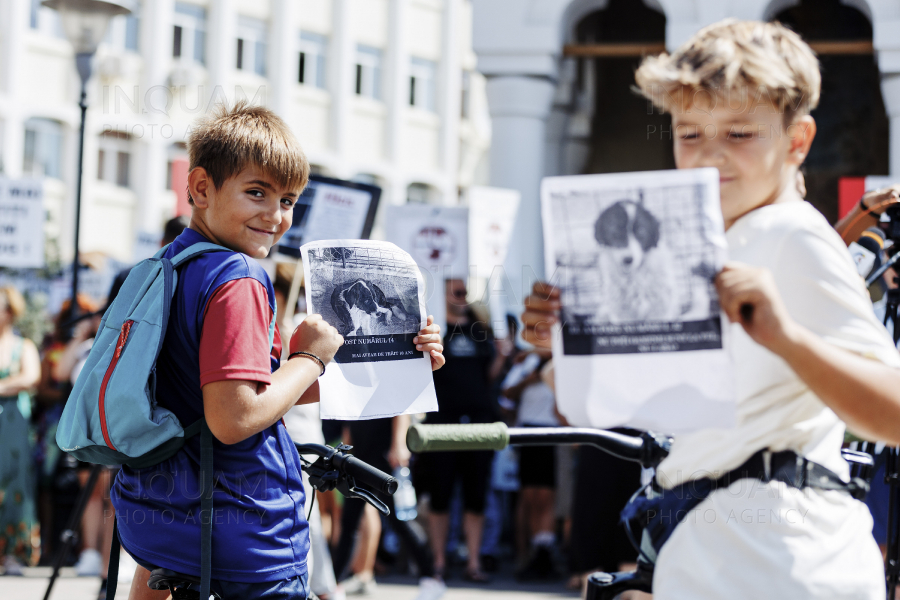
(541, 168, 736, 434)
(300, 240, 438, 420)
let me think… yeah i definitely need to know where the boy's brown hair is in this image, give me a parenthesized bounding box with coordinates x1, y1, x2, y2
(187, 101, 310, 203)
(635, 19, 821, 123)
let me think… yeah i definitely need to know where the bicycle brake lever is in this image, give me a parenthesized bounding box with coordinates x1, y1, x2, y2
(337, 479, 390, 516)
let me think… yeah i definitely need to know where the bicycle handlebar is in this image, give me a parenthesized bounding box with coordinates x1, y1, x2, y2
(295, 442, 399, 495)
(334, 453, 399, 495)
(406, 423, 672, 469)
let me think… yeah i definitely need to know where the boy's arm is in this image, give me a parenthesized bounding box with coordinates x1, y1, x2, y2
(0, 338, 40, 396)
(716, 262, 900, 444)
(834, 185, 899, 244)
(200, 276, 342, 445)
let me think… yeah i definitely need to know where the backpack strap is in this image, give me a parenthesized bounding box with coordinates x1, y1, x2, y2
(106, 518, 122, 599)
(169, 242, 232, 269)
(199, 419, 214, 600)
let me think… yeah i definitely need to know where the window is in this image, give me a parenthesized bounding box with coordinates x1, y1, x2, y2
(30, 0, 65, 37)
(173, 3, 206, 65)
(299, 31, 327, 89)
(236, 17, 267, 76)
(409, 57, 437, 111)
(23, 118, 63, 179)
(103, 9, 140, 52)
(97, 131, 132, 188)
(355, 45, 383, 100)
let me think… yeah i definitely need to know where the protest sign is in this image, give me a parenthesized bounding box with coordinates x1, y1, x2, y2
(277, 175, 381, 259)
(300, 240, 438, 420)
(0, 178, 44, 268)
(541, 168, 735, 434)
(468, 186, 520, 337)
(468, 186, 520, 277)
(385, 204, 469, 333)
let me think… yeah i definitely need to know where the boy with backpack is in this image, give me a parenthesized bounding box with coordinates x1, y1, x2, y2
(522, 20, 900, 598)
(82, 102, 444, 600)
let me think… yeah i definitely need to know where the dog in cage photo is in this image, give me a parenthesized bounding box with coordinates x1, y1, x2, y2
(593, 199, 679, 323)
(330, 278, 418, 336)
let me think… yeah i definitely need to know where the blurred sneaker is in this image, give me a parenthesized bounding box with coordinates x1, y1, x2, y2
(341, 574, 377, 595)
(74, 548, 103, 577)
(2, 556, 24, 576)
(516, 546, 559, 581)
(413, 577, 447, 600)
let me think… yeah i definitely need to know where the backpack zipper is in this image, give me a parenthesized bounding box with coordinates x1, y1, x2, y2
(98, 319, 135, 451)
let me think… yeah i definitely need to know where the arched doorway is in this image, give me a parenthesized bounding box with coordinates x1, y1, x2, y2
(772, 0, 889, 222)
(561, 0, 674, 175)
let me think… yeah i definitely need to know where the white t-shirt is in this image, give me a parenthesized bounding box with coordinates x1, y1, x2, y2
(502, 353, 560, 427)
(654, 201, 899, 600)
(657, 201, 900, 487)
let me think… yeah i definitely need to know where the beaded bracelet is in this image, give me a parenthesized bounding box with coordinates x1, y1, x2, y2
(288, 351, 326, 376)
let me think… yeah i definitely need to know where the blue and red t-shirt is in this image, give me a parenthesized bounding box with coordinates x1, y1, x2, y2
(111, 228, 309, 583)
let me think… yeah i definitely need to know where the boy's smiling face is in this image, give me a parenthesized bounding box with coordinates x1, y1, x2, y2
(188, 164, 300, 258)
(670, 89, 815, 229)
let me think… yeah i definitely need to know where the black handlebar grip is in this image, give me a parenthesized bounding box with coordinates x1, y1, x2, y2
(336, 453, 399, 495)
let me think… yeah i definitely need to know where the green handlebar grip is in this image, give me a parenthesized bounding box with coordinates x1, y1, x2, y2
(406, 422, 510, 453)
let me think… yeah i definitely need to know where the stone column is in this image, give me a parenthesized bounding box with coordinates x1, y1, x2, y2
(0, 0, 28, 177)
(135, 0, 175, 247)
(330, 0, 354, 177)
(439, 0, 462, 204)
(269, 0, 297, 117)
(485, 75, 555, 304)
(208, 0, 235, 101)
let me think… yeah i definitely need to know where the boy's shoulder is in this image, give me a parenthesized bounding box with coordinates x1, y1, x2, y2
(168, 230, 273, 295)
(729, 201, 841, 253)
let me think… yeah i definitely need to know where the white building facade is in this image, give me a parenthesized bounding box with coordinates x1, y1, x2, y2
(0, 0, 490, 265)
(473, 0, 900, 304)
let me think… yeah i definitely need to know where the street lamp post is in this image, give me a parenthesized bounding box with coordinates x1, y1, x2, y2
(41, 0, 132, 314)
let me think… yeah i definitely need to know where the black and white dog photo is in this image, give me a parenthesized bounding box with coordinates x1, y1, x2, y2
(331, 279, 417, 337)
(593, 200, 678, 323)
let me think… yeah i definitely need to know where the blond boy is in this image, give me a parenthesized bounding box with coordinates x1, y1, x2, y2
(524, 20, 900, 598)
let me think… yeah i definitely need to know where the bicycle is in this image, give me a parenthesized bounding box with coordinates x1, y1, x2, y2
(406, 422, 880, 600)
(143, 442, 398, 599)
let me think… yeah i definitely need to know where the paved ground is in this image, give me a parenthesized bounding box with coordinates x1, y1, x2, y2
(0, 567, 583, 600)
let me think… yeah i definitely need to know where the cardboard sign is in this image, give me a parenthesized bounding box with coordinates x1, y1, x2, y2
(0, 178, 44, 268)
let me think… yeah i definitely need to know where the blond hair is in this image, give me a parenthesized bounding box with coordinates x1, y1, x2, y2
(635, 19, 820, 122)
(0, 286, 26, 320)
(187, 101, 309, 203)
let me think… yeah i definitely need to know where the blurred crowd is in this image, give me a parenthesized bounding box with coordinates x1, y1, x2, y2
(0, 212, 644, 600)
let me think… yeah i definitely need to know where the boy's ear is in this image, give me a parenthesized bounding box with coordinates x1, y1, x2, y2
(787, 115, 816, 166)
(187, 167, 212, 208)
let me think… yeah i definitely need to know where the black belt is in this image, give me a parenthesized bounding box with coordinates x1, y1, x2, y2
(710, 449, 869, 499)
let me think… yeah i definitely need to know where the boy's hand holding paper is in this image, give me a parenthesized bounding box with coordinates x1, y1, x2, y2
(300, 239, 441, 420)
(289, 313, 345, 368)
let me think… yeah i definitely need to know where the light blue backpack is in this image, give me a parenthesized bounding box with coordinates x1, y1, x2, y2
(56, 240, 231, 600)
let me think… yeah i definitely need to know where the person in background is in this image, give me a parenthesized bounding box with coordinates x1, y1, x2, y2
(0, 286, 42, 574)
(33, 294, 98, 566)
(416, 279, 508, 582)
(331, 417, 445, 600)
(501, 350, 561, 580)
